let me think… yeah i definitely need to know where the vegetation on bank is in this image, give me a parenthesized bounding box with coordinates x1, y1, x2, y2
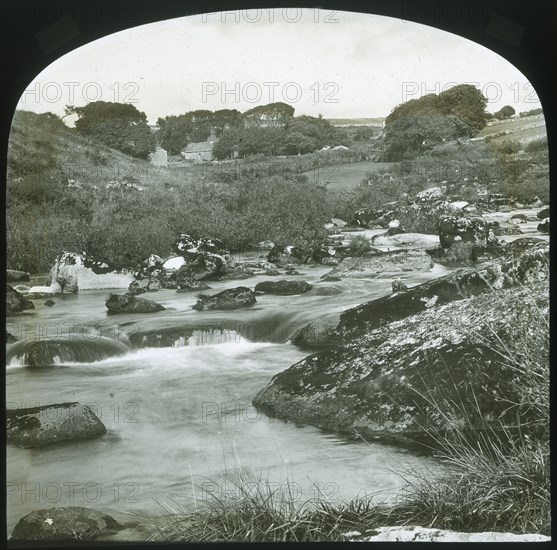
(147, 298, 549, 542)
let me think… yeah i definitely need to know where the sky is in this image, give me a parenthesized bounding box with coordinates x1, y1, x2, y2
(16, 9, 541, 125)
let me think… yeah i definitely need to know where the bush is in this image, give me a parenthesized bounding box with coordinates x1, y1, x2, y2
(347, 235, 373, 256)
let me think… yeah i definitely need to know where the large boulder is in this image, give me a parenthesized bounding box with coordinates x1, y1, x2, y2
(254, 280, 548, 441)
(6, 285, 35, 313)
(174, 252, 228, 282)
(192, 286, 257, 311)
(294, 239, 549, 348)
(10, 507, 124, 541)
(173, 234, 225, 256)
(322, 249, 434, 279)
(6, 269, 30, 282)
(50, 252, 135, 291)
(105, 293, 165, 313)
(254, 280, 313, 295)
(371, 232, 440, 250)
(416, 186, 444, 202)
(7, 403, 106, 448)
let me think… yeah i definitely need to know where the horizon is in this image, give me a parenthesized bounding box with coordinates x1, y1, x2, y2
(16, 9, 541, 126)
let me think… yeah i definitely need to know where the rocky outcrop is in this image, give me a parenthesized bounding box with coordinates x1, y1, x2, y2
(7, 403, 106, 447)
(6, 285, 35, 313)
(353, 207, 397, 229)
(10, 507, 124, 541)
(254, 280, 313, 295)
(350, 526, 550, 543)
(192, 287, 256, 311)
(293, 238, 548, 349)
(322, 249, 434, 279)
(254, 281, 548, 441)
(7, 269, 30, 282)
(105, 293, 165, 313)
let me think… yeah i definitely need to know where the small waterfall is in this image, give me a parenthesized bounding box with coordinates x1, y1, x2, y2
(186, 329, 242, 346)
(5, 335, 130, 367)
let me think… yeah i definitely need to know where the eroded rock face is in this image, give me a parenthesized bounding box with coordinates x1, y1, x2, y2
(10, 507, 124, 541)
(254, 281, 548, 441)
(6, 285, 35, 313)
(7, 403, 106, 448)
(254, 280, 313, 295)
(192, 287, 256, 311)
(105, 293, 165, 313)
(322, 249, 434, 279)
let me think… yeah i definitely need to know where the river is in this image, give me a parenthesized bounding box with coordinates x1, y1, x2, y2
(6, 219, 546, 538)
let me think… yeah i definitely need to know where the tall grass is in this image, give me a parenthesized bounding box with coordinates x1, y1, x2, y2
(393, 298, 550, 535)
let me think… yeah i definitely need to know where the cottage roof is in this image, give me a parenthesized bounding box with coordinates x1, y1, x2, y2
(183, 141, 215, 153)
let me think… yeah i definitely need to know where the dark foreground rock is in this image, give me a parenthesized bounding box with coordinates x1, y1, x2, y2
(537, 217, 549, 233)
(254, 280, 313, 295)
(7, 403, 106, 447)
(192, 286, 256, 311)
(254, 281, 548, 441)
(294, 239, 548, 348)
(537, 206, 550, 219)
(6, 285, 35, 313)
(105, 293, 165, 313)
(10, 507, 124, 541)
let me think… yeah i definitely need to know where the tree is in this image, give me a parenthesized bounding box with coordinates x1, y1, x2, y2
(381, 84, 488, 161)
(243, 102, 295, 127)
(494, 105, 516, 120)
(67, 101, 155, 159)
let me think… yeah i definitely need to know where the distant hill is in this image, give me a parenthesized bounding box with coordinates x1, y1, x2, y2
(326, 117, 385, 127)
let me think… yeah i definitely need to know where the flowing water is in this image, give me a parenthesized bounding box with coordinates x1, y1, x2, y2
(6, 239, 520, 537)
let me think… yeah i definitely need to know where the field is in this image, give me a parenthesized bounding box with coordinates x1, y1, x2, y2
(302, 161, 397, 191)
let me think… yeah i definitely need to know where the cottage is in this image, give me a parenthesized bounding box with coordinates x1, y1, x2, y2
(182, 139, 215, 163)
(149, 146, 168, 167)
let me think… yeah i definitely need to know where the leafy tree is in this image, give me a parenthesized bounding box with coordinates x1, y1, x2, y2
(243, 102, 295, 127)
(382, 84, 488, 161)
(494, 105, 516, 120)
(67, 101, 155, 159)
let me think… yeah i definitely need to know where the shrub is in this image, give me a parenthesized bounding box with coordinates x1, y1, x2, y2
(347, 235, 373, 256)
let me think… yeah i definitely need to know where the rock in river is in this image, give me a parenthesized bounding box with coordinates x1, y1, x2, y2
(10, 506, 124, 541)
(192, 286, 256, 311)
(105, 293, 165, 313)
(7, 403, 106, 448)
(322, 249, 434, 279)
(254, 280, 313, 295)
(6, 285, 35, 313)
